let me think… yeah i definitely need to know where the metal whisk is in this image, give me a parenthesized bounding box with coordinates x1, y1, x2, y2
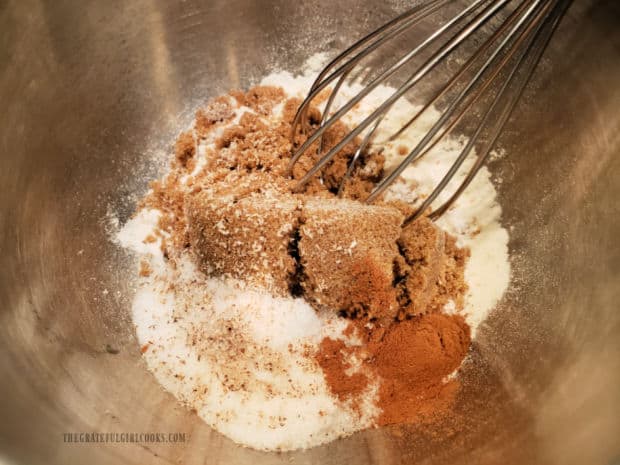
(288, 0, 572, 223)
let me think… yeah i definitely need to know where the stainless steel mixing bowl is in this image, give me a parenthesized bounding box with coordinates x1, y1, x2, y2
(1, 1, 619, 464)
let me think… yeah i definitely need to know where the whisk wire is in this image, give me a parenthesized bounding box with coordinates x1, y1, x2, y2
(384, 0, 537, 145)
(407, 0, 561, 222)
(293, 0, 450, 135)
(288, 0, 491, 177)
(428, 0, 572, 220)
(366, 0, 549, 204)
(289, 0, 571, 219)
(314, 0, 462, 153)
(290, 0, 511, 188)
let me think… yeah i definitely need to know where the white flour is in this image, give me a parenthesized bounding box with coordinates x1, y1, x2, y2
(115, 54, 510, 451)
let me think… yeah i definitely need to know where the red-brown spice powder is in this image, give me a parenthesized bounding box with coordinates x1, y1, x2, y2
(316, 314, 470, 426)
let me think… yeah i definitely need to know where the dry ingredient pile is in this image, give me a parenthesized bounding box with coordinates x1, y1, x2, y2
(115, 56, 510, 451)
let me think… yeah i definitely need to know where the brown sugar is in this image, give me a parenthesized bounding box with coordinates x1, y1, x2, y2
(174, 131, 196, 168)
(213, 111, 293, 175)
(185, 189, 301, 296)
(396, 217, 470, 317)
(139, 260, 152, 277)
(194, 95, 236, 138)
(299, 199, 404, 322)
(143, 83, 469, 319)
(139, 172, 188, 255)
(238, 85, 287, 116)
(282, 96, 385, 199)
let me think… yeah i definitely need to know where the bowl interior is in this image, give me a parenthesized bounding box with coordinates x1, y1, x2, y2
(1, 1, 619, 464)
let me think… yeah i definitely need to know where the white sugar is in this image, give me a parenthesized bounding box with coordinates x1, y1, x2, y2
(132, 253, 376, 451)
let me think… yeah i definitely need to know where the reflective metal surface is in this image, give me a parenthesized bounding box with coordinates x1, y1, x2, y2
(0, 1, 618, 464)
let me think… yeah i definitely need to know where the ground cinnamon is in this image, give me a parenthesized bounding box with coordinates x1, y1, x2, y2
(315, 338, 369, 409)
(370, 313, 471, 425)
(316, 313, 470, 426)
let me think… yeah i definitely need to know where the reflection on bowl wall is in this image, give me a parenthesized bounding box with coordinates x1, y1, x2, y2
(0, 1, 619, 464)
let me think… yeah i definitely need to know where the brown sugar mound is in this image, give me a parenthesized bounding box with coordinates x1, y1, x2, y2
(174, 131, 196, 169)
(194, 95, 236, 138)
(185, 189, 301, 296)
(145, 84, 469, 322)
(299, 199, 404, 322)
(282, 96, 385, 199)
(190, 87, 385, 201)
(237, 85, 287, 116)
(395, 217, 470, 318)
